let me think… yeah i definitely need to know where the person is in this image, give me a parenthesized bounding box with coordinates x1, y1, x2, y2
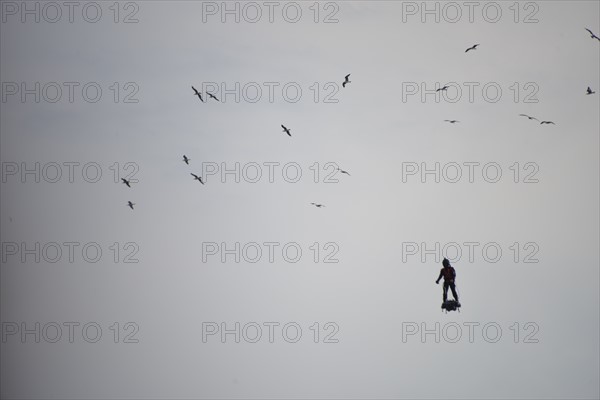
(436, 258, 459, 304)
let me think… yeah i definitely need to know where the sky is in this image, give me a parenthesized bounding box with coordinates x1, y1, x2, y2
(1, 1, 599, 399)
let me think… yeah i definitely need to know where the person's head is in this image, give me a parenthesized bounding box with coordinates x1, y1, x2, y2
(442, 258, 450, 268)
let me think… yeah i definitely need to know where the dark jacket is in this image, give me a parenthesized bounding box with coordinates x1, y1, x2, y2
(437, 266, 456, 283)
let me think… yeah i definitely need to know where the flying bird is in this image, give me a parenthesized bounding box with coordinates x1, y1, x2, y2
(337, 168, 350, 176)
(436, 85, 450, 92)
(519, 114, 538, 121)
(127, 201, 135, 210)
(585, 28, 600, 41)
(207, 92, 219, 102)
(465, 44, 479, 52)
(310, 203, 325, 208)
(191, 173, 204, 184)
(281, 125, 291, 137)
(342, 74, 351, 88)
(192, 86, 204, 102)
(540, 121, 555, 125)
(121, 178, 131, 188)
(444, 120, 459, 124)
(586, 86, 595, 95)
(183, 155, 190, 165)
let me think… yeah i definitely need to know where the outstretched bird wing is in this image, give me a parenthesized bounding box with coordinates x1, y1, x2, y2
(519, 114, 538, 120)
(586, 28, 600, 39)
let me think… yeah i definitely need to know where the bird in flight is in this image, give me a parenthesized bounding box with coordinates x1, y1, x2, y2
(444, 120, 459, 124)
(310, 203, 325, 208)
(519, 114, 538, 121)
(127, 201, 135, 210)
(436, 85, 450, 92)
(191, 173, 204, 184)
(540, 121, 556, 125)
(281, 125, 291, 137)
(585, 28, 600, 41)
(465, 44, 479, 52)
(121, 178, 131, 188)
(342, 74, 351, 88)
(192, 86, 204, 102)
(207, 92, 219, 102)
(337, 168, 350, 176)
(183, 155, 190, 165)
(586, 86, 595, 95)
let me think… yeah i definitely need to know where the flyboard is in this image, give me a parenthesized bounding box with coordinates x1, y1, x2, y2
(442, 300, 461, 313)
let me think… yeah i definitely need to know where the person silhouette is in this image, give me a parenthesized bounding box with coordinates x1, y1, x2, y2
(436, 258, 459, 304)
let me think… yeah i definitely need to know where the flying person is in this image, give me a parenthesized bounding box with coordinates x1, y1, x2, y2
(436, 258, 459, 304)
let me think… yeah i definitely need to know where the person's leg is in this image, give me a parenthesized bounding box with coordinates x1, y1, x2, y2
(443, 282, 448, 302)
(450, 282, 458, 301)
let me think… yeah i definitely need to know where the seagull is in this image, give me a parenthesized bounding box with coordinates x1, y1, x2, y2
(310, 203, 325, 208)
(465, 44, 479, 52)
(337, 168, 350, 176)
(519, 114, 538, 121)
(191, 173, 204, 184)
(586, 86, 595, 95)
(183, 155, 190, 165)
(281, 125, 291, 137)
(444, 120, 459, 124)
(127, 201, 135, 210)
(436, 85, 450, 92)
(192, 86, 204, 102)
(121, 178, 131, 188)
(540, 121, 555, 125)
(207, 92, 220, 102)
(342, 74, 351, 88)
(585, 28, 600, 41)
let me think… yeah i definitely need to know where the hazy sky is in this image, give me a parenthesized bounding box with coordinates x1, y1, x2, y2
(1, 1, 599, 399)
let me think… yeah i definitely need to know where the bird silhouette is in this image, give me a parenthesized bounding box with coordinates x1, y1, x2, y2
(192, 86, 204, 102)
(310, 203, 325, 208)
(191, 173, 204, 184)
(207, 92, 219, 102)
(585, 28, 600, 41)
(281, 125, 291, 137)
(183, 155, 190, 165)
(465, 44, 479, 52)
(127, 201, 135, 210)
(342, 74, 351, 88)
(121, 178, 131, 187)
(519, 114, 538, 121)
(337, 168, 350, 176)
(436, 85, 450, 92)
(540, 121, 555, 125)
(586, 86, 595, 95)
(444, 120, 459, 124)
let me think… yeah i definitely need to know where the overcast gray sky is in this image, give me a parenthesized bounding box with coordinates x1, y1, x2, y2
(1, 1, 599, 399)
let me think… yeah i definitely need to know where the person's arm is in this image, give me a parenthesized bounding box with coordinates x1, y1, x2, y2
(451, 268, 456, 281)
(436, 269, 443, 284)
